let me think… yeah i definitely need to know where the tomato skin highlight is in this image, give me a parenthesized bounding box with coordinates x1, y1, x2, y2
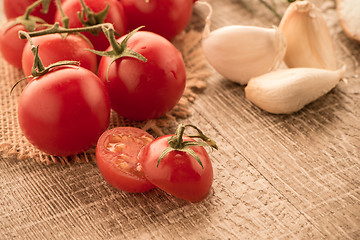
(121, 0, 193, 40)
(138, 136, 213, 202)
(18, 66, 111, 156)
(21, 34, 98, 76)
(96, 127, 156, 193)
(97, 31, 186, 121)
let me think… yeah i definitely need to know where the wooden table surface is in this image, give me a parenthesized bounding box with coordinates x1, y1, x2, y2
(1, 0, 359, 239)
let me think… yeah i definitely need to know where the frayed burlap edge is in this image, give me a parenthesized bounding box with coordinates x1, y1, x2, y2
(0, 28, 211, 165)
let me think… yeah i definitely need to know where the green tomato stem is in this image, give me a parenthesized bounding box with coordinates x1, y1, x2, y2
(56, 0, 69, 28)
(18, 22, 112, 38)
(24, 0, 43, 20)
(18, 31, 79, 77)
(157, 123, 218, 169)
(87, 25, 147, 82)
(78, 0, 109, 28)
(18, 23, 147, 82)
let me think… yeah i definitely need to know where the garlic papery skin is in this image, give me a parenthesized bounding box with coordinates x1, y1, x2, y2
(244, 67, 345, 114)
(279, 1, 337, 70)
(202, 25, 287, 85)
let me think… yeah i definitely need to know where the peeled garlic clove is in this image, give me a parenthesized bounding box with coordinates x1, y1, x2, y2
(244, 67, 345, 114)
(279, 1, 337, 70)
(337, 0, 360, 43)
(202, 25, 287, 85)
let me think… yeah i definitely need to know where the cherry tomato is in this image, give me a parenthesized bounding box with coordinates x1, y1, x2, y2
(97, 31, 186, 121)
(95, 127, 156, 193)
(138, 135, 213, 202)
(121, 0, 193, 40)
(21, 34, 98, 76)
(4, 0, 59, 23)
(0, 22, 29, 69)
(18, 66, 111, 156)
(55, 0, 127, 51)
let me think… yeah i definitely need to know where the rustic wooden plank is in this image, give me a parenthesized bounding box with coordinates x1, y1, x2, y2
(185, 1, 360, 237)
(188, 70, 359, 238)
(0, 130, 324, 239)
(186, 0, 360, 238)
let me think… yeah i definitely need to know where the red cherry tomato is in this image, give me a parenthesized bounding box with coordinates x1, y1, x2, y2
(4, 0, 59, 23)
(97, 31, 186, 121)
(121, 0, 193, 40)
(21, 34, 98, 76)
(0, 22, 29, 69)
(55, 0, 127, 51)
(95, 127, 156, 193)
(18, 66, 111, 156)
(138, 135, 213, 202)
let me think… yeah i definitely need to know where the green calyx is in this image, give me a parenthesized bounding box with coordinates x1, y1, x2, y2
(78, 0, 109, 35)
(11, 31, 80, 95)
(19, 31, 80, 77)
(88, 25, 147, 82)
(55, 0, 69, 29)
(17, 22, 147, 83)
(157, 124, 218, 169)
(8, 0, 49, 32)
(23, 0, 51, 19)
(12, 15, 46, 33)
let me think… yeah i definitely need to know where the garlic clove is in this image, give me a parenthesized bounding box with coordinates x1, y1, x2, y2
(279, 1, 338, 70)
(244, 67, 345, 114)
(202, 25, 287, 85)
(337, 0, 360, 43)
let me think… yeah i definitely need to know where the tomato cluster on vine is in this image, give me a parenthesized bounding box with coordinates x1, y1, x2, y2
(0, 0, 219, 202)
(0, 0, 195, 69)
(0, 0, 195, 152)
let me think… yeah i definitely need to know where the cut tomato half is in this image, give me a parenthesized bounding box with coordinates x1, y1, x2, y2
(95, 127, 156, 193)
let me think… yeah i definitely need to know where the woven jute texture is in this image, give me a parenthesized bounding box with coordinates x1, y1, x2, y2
(0, 24, 210, 165)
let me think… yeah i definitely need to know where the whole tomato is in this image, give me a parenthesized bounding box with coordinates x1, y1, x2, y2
(21, 34, 98, 76)
(97, 31, 186, 121)
(0, 22, 29, 69)
(95, 127, 156, 193)
(138, 124, 217, 202)
(4, 0, 59, 23)
(54, 0, 127, 51)
(18, 66, 111, 156)
(0, 14, 45, 69)
(121, 0, 193, 40)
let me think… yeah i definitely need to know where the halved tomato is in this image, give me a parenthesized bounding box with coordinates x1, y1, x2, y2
(95, 127, 156, 193)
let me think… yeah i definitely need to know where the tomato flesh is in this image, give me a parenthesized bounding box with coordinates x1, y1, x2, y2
(96, 127, 156, 193)
(138, 136, 213, 202)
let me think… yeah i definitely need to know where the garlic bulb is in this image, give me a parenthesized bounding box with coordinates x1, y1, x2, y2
(202, 25, 287, 85)
(198, 1, 286, 85)
(244, 67, 345, 114)
(337, 0, 360, 43)
(279, 1, 337, 70)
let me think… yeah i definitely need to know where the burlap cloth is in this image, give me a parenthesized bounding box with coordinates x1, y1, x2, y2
(0, 12, 211, 165)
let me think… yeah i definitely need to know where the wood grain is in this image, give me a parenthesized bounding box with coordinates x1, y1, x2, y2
(0, 0, 359, 239)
